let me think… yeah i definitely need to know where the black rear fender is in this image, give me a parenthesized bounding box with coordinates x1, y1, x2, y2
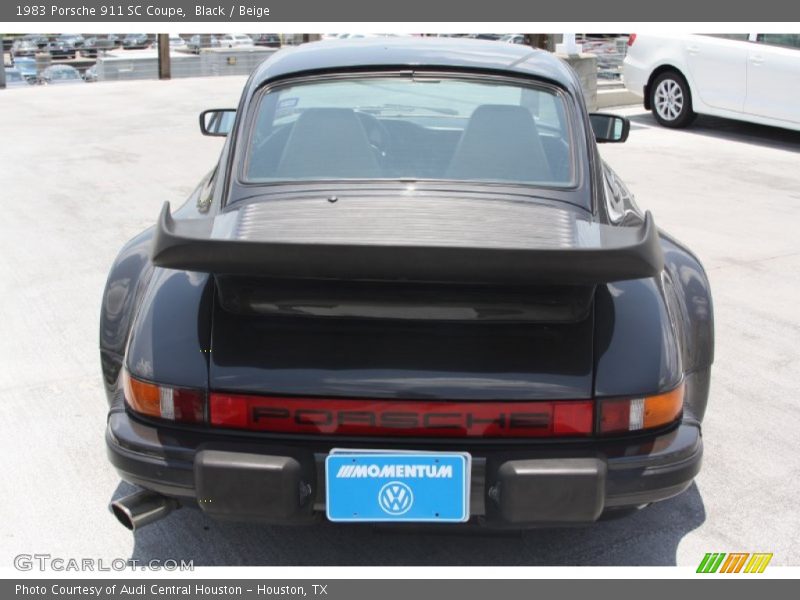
(660, 233, 715, 422)
(124, 269, 214, 390)
(593, 277, 683, 398)
(99, 227, 154, 403)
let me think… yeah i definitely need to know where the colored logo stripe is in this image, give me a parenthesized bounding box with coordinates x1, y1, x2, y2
(744, 553, 773, 573)
(720, 553, 749, 573)
(697, 553, 726, 573)
(697, 552, 773, 573)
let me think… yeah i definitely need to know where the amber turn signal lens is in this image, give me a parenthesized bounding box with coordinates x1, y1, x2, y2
(123, 369, 161, 418)
(122, 370, 205, 423)
(598, 383, 684, 434)
(644, 384, 685, 429)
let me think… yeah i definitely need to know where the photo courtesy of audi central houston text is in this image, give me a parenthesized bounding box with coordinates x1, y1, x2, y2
(100, 38, 712, 530)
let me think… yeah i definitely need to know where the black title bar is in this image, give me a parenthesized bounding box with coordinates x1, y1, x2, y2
(5, 579, 796, 600)
(2, 0, 795, 22)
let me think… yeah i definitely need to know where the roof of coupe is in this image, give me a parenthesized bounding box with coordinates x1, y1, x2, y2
(250, 37, 581, 92)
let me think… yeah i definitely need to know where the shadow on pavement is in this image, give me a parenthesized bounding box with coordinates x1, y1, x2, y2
(628, 111, 800, 153)
(112, 480, 705, 566)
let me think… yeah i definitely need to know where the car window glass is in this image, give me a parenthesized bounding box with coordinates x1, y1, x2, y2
(46, 68, 79, 80)
(244, 75, 576, 189)
(756, 34, 800, 49)
(700, 34, 750, 42)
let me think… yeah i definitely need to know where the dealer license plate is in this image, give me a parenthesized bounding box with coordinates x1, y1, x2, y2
(325, 450, 471, 523)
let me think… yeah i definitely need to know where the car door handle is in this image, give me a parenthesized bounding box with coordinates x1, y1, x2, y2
(686, 45, 700, 55)
(750, 54, 765, 65)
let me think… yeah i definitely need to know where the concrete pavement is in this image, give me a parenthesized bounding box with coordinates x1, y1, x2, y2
(0, 78, 798, 566)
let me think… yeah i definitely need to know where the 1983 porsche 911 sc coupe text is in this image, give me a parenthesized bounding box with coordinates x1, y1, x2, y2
(101, 38, 713, 530)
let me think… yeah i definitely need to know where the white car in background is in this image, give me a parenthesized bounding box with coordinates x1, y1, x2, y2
(168, 34, 187, 51)
(500, 34, 526, 44)
(624, 33, 800, 131)
(220, 34, 255, 48)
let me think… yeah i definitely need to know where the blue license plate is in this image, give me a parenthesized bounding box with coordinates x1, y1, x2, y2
(325, 450, 471, 523)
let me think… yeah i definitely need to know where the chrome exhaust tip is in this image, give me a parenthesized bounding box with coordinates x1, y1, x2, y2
(111, 489, 178, 531)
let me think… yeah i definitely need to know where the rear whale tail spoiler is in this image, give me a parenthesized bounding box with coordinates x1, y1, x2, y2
(150, 202, 664, 285)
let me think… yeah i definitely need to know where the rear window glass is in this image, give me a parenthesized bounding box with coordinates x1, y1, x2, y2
(701, 34, 750, 42)
(242, 75, 576, 188)
(756, 34, 800, 49)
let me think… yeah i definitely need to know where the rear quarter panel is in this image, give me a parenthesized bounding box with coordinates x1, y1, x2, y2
(100, 172, 216, 403)
(123, 268, 213, 389)
(99, 228, 154, 403)
(660, 232, 715, 422)
(593, 277, 683, 398)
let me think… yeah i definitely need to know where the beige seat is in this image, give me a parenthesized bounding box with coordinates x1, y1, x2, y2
(446, 104, 553, 183)
(275, 108, 381, 179)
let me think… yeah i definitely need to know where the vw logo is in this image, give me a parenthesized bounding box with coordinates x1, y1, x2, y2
(378, 481, 414, 515)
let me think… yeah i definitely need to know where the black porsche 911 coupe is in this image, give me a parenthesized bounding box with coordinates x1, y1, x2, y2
(101, 38, 713, 530)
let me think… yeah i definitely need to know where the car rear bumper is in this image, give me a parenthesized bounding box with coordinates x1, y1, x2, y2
(622, 56, 649, 99)
(106, 409, 702, 527)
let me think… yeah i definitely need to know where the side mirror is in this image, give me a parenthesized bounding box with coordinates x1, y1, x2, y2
(199, 109, 236, 136)
(590, 113, 630, 143)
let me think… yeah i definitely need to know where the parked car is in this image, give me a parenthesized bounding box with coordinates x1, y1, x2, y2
(469, 33, 504, 41)
(81, 36, 116, 57)
(11, 39, 39, 57)
(56, 34, 85, 48)
(168, 34, 188, 51)
(121, 33, 150, 49)
(22, 34, 50, 49)
(499, 34, 525, 45)
(340, 33, 382, 39)
(250, 33, 282, 47)
(83, 64, 98, 82)
(85, 34, 123, 48)
(4, 67, 31, 86)
(624, 33, 800, 130)
(103, 38, 713, 531)
(11, 57, 38, 81)
(39, 64, 83, 84)
(43, 40, 77, 59)
(187, 34, 221, 53)
(220, 33, 255, 48)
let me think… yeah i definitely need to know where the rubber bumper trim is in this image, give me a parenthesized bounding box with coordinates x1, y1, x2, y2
(106, 411, 702, 523)
(495, 457, 606, 523)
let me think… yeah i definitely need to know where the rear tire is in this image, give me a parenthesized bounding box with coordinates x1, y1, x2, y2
(650, 71, 696, 128)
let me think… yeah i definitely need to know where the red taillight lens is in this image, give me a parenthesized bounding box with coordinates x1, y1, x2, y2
(209, 394, 594, 438)
(123, 370, 205, 423)
(598, 398, 633, 433)
(598, 384, 684, 434)
(627, 33, 637, 47)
